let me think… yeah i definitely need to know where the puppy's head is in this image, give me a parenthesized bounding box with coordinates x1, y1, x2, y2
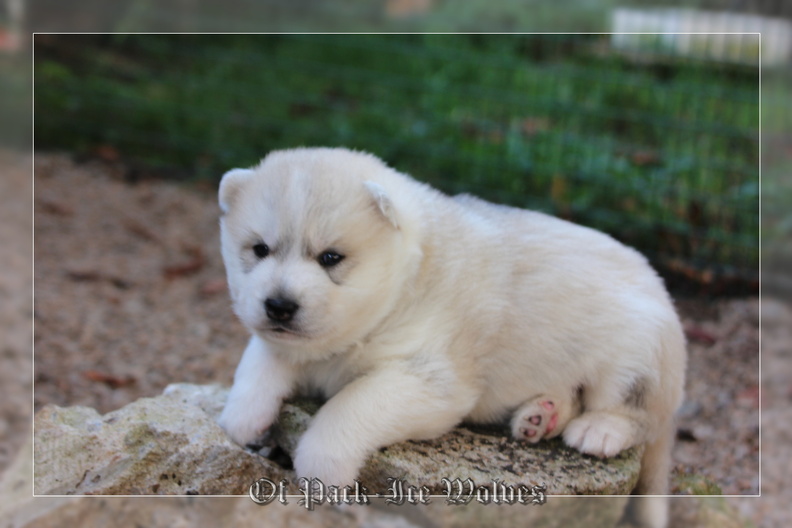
(219, 148, 422, 360)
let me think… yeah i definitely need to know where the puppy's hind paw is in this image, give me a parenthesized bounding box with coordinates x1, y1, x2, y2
(511, 398, 560, 443)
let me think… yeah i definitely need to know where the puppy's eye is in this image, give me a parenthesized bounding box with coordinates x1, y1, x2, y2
(252, 243, 270, 259)
(318, 250, 344, 268)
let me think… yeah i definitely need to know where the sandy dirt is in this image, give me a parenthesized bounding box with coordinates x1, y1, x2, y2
(0, 151, 785, 524)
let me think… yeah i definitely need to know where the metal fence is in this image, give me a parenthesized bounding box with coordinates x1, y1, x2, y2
(34, 32, 761, 294)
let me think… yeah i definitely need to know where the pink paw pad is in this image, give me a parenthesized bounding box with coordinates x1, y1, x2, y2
(513, 399, 560, 443)
(534, 400, 558, 435)
(521, 427, 537, 438)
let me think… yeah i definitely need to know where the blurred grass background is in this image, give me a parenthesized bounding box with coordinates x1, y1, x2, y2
(33, 32, 762, 294)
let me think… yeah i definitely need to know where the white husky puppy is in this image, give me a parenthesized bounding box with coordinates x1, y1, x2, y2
(217, 148, 686, 527)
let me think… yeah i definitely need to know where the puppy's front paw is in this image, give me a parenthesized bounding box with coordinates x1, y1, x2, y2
(217, 400, 272, 449)
(563, 412, 633, 458)
(511, 398, 560, 443)
(294, 428, 361, 486)
(294, 453, 360, 488)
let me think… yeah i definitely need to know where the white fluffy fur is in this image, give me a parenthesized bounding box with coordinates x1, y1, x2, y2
(217, 148, 686, 527)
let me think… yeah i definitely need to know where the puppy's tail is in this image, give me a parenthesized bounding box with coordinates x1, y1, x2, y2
(618, 423, 675, 527)
(620, 314, 685, 528)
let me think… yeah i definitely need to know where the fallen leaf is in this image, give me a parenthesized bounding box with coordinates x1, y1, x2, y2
(122, 218, 161, 243)
(83, 370, 136, 389)
(38, 199, 74, 217)
(65, 269, 132, 289)
(163, 245, 205, 279)
(684, 325, 717, 345)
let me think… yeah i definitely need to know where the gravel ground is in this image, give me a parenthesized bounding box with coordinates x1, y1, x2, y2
(0, 150, 33, 473)
(1, 151, 786, 524)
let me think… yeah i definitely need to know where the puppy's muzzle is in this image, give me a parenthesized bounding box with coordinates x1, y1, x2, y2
(264, 297, 300, 323)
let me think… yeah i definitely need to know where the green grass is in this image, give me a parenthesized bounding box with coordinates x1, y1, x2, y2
(33, 34, 760, 288)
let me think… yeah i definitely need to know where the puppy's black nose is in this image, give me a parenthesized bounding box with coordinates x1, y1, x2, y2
(264, 297, 299, 322)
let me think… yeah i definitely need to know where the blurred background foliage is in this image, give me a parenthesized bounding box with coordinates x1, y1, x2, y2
(17, 0, 787, 295)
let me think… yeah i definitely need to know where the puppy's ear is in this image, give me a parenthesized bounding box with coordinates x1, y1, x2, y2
(364, 181, 399, 229)
(218, 168, 253, 214)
